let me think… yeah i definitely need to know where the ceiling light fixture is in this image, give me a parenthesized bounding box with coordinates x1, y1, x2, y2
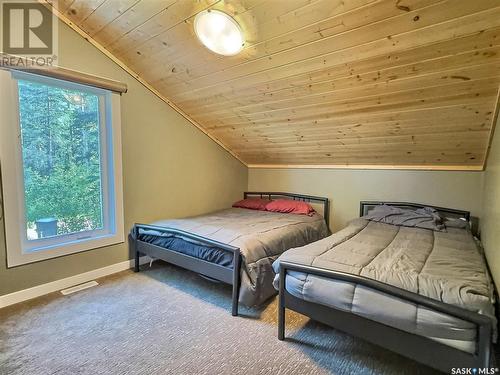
(194, 10, 244, 56)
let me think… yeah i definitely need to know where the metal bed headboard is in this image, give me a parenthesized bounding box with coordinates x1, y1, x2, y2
(244, 191, 330, 228)
(359, 201, 470, 221)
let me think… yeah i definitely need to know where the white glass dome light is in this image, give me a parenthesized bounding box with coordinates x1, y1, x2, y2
(194, 10, 244, 56)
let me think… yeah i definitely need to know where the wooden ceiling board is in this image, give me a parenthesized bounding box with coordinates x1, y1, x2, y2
(165, 4, 500, 98)
(179, 54, 500, 114)
(177, 46, 500, 116)
(119, 0, 326, 86)
(215, 119, 491, 141)
(153, 0, 442, 88)
(198, 81, 498, 126)
(92, 0, 178, 42)
(65, 0, 108, 23)
(208, 104, 493, 138)
(138, 0, 381, 84)
(80, 0, 141, 36)
(189, 62, 500, 120)
(46, 0, 500, 170)
(173, 28, 500, 108)
(104, 0, 220, 52)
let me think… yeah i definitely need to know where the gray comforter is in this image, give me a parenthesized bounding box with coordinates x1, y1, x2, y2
(273, 217, 496, 346)
(363, 204, 446, 231)
(144, 208, 329, 306)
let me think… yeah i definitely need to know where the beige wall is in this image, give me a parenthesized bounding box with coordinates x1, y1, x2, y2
(0, 22, 248, 296)
(481, 117, 500, 291)
(248, 168, 483, 232)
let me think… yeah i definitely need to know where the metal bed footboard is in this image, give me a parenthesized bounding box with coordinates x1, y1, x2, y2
(278, 261, 493, 373)
(130, 224, 241, 316)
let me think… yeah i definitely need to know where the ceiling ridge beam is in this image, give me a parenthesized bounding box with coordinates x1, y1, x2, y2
(39, 0, 247, 167)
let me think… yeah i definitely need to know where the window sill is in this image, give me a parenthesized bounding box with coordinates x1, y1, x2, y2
(6, 232, 125, 268)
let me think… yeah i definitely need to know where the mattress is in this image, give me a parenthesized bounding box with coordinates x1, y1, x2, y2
(137, 234, 234, 267)
(272, 218, 496, 353)
(136, 207, 329, 306)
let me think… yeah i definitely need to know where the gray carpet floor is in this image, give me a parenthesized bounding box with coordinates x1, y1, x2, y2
(0, 261, 438, 375)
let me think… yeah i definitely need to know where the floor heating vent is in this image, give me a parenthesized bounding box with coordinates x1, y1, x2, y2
(60, 281, 99, 295)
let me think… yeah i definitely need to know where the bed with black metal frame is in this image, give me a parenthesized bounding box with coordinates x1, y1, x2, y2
(277, 201, 495, 373)
(130, 191, 330, 317)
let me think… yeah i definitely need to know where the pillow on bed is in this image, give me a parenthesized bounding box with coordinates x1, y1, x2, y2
(265, 199, 315, 215)
(363, 204, 446, 231)
(232, 198, 269, 210)
(444, 217, 469, 230)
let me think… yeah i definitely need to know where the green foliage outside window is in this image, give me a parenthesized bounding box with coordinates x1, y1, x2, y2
(18, 79, 103, 237)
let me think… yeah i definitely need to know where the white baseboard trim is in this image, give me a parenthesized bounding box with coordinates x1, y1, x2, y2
(0, 256, 151, 309)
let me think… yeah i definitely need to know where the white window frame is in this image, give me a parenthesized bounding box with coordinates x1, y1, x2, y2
(0, 69, 124, 267)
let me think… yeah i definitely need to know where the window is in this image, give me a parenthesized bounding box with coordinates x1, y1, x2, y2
(0, 70, 124, 267)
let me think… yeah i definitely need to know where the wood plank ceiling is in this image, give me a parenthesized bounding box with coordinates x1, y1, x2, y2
(47, 0, 500, 170)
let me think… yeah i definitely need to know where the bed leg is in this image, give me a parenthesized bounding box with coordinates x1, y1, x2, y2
(232, 251, 241, 316)
(278, 305, 285, 340)
(129, 233, 141, 273)
(134, 250, 140, 272)
(278, 264, 286, 340)
(478, 322, 492, 367)
(231, 285, 239, 316)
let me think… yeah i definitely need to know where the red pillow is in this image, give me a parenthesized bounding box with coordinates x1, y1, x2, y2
(232, 198, 269, 211)
(265, 199, 315, 215)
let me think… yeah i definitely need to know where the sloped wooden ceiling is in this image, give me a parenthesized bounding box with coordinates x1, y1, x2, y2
(47, 0, 500, 170)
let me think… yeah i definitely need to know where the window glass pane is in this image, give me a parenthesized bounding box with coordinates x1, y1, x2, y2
(18, 79, 104, 240)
